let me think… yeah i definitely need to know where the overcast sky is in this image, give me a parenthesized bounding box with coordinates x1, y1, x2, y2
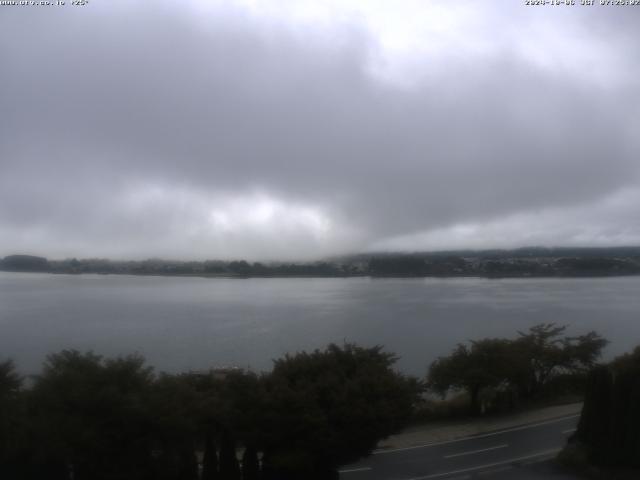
(1, 0, 639, 260)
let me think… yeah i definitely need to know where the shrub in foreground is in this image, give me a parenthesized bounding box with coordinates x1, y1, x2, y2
(0, 344, 421, 480)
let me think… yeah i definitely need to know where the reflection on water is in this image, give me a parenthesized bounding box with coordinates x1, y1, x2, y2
(1, 272, 639, 375)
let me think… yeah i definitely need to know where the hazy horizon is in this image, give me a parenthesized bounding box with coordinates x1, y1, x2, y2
(5, 244, 640, 264)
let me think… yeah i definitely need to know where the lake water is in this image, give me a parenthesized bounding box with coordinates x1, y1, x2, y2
(2, 272, 640, 376)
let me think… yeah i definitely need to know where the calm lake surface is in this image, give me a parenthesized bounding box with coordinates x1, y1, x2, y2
(2, 272, 640, 376)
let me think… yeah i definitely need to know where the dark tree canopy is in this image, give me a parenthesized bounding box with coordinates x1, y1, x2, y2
(574, 346, 640, 469)
(0, 255, 48, 272)
(428, 339, 517, 414)
(261, 343, 422, 478)
(28, 351, 156, 480)
(0, 344, 421, 480)
(0, 360, 24, 476)
(0, 359, 21, 398)
(427, 323, 607, 414)
(514, 323, 608, 397)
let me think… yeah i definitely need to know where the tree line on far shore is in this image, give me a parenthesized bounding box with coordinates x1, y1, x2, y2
(4, 248, 640, 278)
(0, 323, 623, 479)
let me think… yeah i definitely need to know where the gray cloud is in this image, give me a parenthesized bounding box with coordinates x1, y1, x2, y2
(1, 0, 639, 260)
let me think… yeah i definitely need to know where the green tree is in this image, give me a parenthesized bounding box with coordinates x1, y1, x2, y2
(0, 359, 21, 396)
(427, 324, 608, 413)
(574, 346, 640, 468)
(148, 373, 203, 480)
(260, 343, 421, 479)
(428, 339, 517, 414)
(29, 350, 155, 480)
(227, 261, 252, 275)
(178, 368, 267, 479)
(0, 359, 25, 478)
(514, 324, 607, 398)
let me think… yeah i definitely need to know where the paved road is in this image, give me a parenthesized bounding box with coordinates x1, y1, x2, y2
(339, 414, 581, 480)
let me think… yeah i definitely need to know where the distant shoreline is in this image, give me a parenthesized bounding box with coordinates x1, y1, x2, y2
(3, 269, 640, 280)
(3, 247, 640, 279)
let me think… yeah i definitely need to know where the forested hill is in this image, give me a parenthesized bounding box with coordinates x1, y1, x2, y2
(2, 247, 640, 278)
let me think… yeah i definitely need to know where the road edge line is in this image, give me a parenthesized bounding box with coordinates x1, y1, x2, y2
(373, 413, 580, 455)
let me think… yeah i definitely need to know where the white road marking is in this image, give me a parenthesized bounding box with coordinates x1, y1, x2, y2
(562, 428, 576, 434)
(338, 467, 372, 474)
(443, 444, 508, 459)
(373, 414, 579, 455)
(406, 448, 561, 479)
